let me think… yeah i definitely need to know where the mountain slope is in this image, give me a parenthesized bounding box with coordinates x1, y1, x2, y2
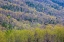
(0, 0, 64, 29)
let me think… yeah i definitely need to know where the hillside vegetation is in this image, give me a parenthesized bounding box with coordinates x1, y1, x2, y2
(0, 0, 64, 29)
(0, 0, 64, 42)
(0, 25, 64, 42)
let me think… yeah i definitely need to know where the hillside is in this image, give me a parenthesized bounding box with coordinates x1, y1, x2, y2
(0, 0, 64, 29)
(0, 0, 64, 42)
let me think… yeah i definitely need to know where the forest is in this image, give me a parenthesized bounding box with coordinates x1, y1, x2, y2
(0, 24, 64, 42)
(0, 0, 64, 42)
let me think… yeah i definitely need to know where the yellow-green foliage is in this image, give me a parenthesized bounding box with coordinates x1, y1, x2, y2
(0, 25, 64, 42)
(34, 28, 46, 42)
(0, 31, 6, 42)
(54, 25, 64, 42)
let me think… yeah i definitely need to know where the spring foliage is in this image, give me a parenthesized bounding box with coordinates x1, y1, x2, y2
(0, 25, 64, 42)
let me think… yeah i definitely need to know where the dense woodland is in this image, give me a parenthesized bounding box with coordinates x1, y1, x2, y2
(0, 0, 64, 42)
(0, 25, 64, 42)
